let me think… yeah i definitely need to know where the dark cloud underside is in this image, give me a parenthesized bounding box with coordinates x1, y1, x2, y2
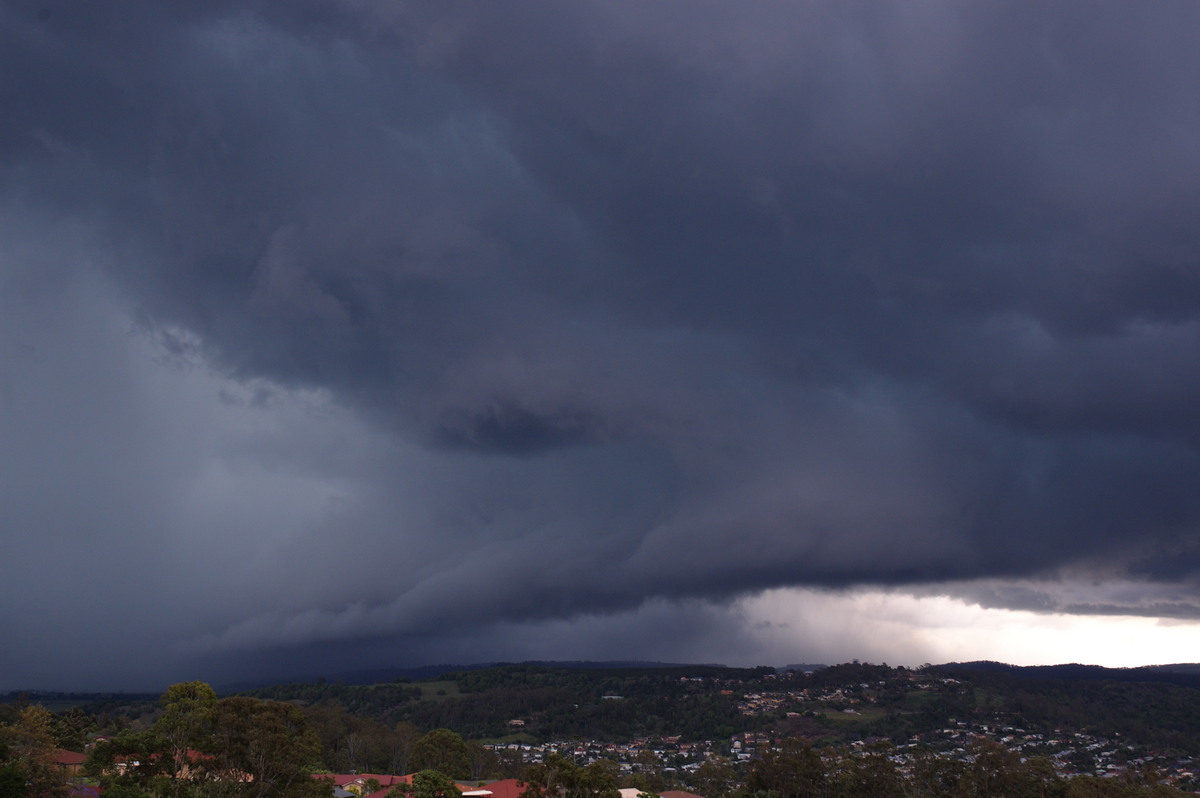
(3, 0, 1200, 688)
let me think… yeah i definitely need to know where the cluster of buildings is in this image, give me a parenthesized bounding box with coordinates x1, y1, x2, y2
(725, 673, 1199, 789)
(486, 722, 1200, 793)
(896, 721, 1200, 790)
(737, 673, 965, 717)
(483, 737, 723, 778)
(482, 668, 1200, 795)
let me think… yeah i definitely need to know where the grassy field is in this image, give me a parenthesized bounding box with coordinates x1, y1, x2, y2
(414, 681, 461, 701)
(895, 690, 939, 709)
(478, 732, 534, 745)
(819, 704, 889, 724)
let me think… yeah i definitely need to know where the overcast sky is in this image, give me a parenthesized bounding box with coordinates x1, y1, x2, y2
(4, 1, 1200, 691)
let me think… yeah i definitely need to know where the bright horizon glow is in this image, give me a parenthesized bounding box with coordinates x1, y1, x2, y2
(738, 588, 1200, 668)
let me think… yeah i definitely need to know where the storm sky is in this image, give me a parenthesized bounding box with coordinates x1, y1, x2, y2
(4, 0, 1200, 691)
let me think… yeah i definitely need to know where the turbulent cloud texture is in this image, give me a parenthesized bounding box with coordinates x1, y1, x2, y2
(3, 0, 1200, 689)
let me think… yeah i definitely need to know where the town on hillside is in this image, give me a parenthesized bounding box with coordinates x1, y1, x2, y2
(4, 662, 1200, 797)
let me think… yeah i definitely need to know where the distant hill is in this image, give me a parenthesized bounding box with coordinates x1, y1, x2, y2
(1148, 663, 1200, 675)
(217, 659, 721, 692)
(13, 659, 1200, 759)
(234, 658, 1200, 752)
(236, 661, 774, 741)
(0, 690, 157, 706)
(937, 660, 1200, 690)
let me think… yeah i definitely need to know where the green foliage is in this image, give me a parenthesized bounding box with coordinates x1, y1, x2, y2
(85, 683, 330, 798)
(301, 705, 420, 775)
(238, 685, 422, 719)
(692, 757, 737, 798)
(907, 747, 967, 797)
(157, 681, 219, 787)
(410, 730, 471, 780)
(49, 707, 97, 751)
(86, 728, 172, 791)
(746, 739, 826, 798)
(396, 770, 461, 798)
(403, 666, 753, 740)
(0, 706, 70, 798)
(1063, 777, 1192, 797)
(0, 762, 27, 798)
(931, 667, 1200, 751)
(826, 744, 904, 798)
(520, 754, 618, 798)
(206, 696, 325, 798)
(955, 740, 1059, 798)
(15, 662, 1200, 797)
(232, 665, 772, 745)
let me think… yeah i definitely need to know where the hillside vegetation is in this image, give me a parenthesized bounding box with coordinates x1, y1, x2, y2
(6, 662, 1200, 796)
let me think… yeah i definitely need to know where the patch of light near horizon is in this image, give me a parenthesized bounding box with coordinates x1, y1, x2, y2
(738, 587, 1200, 668)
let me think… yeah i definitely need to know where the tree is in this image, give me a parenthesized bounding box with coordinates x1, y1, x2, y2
(691, 757, 736, 798)
(958, 740, 1061, 798)
(205, 696, 327, 798)
(826, 744, 903, 798)
(629, 751, 665, 794)
(467, 742, 497, 782)
(0, 761, 26, 798)
(907, 747, 966, 797)
(50, 708, 96, 752)
(0, 706, 70, 798)
(301, 704, 353, 773)
(394, 771, 461, 798)
(157, 681, 219, 790)
(487, 749, 526, 781)
(745, 739, 825, 798)
(86, 729, 172, 798)
(410, 730, 471, 781)
(521, 754, 618, 798)
(87, 684, 329, 798)
(386, 723, 421, 777)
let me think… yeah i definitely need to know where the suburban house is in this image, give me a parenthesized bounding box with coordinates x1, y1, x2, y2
(319, 773, 414, 796)
(54, 749, 87, 777)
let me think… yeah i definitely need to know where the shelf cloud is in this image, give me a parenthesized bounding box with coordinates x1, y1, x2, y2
(3, 0, 1200, 689)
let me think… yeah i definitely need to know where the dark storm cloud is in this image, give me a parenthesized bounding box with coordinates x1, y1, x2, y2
(925, 577, 1200, 621)
(4, 0, 1200, 687)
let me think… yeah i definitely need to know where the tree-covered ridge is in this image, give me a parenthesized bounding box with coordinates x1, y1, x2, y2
(238, 683, 423, 718)
(227, 661, 1200, 756)
(408, 665, 769, 741)
(449, 665, 776, 693)
(919, 667, 1200, 751)
(943, 661, 1200, 691)
(238, 665, 776, 742)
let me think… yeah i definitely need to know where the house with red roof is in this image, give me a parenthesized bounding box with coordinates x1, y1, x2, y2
(317, 773, 413, 796)
(54, 749, 87, 777)
(476, 779, 525, 798)
(659, 791, 706, 798)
